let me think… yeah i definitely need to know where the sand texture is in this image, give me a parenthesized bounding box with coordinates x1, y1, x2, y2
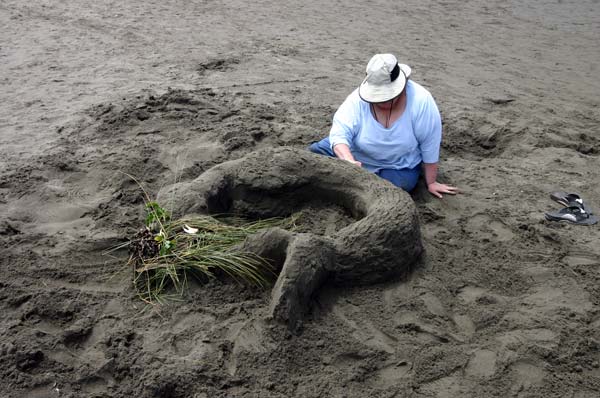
(1, 0, 600, 397)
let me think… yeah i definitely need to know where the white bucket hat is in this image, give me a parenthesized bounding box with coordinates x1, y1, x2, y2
(358, 54, 412, 103)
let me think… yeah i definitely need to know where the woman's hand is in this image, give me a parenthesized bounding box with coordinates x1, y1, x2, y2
(333, 143, 362, 167)
(422, 163, 458, 198)
(427, 182, 459, 198)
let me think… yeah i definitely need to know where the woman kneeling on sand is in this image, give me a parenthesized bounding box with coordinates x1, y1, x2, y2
(309, 53, 458, 198)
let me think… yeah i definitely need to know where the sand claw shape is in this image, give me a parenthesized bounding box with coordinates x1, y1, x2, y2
(158, 147, 423, 329)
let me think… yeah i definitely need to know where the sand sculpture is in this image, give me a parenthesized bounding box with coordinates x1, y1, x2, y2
(158, 147, 423, 329)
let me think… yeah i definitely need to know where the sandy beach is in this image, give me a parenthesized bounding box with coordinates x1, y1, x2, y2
(1, 0, 600, 397)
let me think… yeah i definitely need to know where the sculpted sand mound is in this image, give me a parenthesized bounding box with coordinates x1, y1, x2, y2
(159, 146, 423, 329)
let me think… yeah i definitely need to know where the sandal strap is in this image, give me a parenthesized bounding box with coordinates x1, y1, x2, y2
(568, 206, 589, 218)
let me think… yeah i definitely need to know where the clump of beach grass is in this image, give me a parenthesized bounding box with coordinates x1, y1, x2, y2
(128, 200, 296, 304)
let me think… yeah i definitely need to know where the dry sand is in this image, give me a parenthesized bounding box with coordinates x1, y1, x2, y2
(1, 0, 600, 397)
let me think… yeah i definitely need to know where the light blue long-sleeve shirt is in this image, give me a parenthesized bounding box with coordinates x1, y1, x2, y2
(329, 80, 442, 172)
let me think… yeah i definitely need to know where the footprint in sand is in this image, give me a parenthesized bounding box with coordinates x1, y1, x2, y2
(465, 349, 497, 378)
(43, 317, 117, 393)
(562, 252, 600, 267)
(519, 284, 593, 315)
(382, 277, 418, 308)
(496, 328, 558, 350)
(457, 285, 509, 308)
(465, 213, 515, 242)
(457, 286, 489, 304)
(418, 373, 465, 398)
(394, 311, 454, 344)
(371, 360, 412, 388)
(332, 303, 397, 354)
(452, 314, 476, 338)
(225, 319, 275, 376)
(11, 170, 111, 238)
(510, 360, 546, 392)
(168, 311, 217, 359)
(421, 292, 447, 317)
(79, 376, 111, 395)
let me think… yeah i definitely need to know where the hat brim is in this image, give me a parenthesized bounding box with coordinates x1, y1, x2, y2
(358, 64, 411, 103)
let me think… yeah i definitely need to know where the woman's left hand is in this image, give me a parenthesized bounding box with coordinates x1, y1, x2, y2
(427, 182, 459, 198)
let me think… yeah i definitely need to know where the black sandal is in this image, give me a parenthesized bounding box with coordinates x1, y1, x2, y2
(550, 191, 593, 214)
(545, 206, 598, 225)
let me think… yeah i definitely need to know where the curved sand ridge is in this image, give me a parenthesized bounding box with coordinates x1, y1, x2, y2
(159, 146, 423, 329)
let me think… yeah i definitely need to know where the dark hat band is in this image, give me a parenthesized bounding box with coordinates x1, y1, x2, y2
(390, 64, 400, 82)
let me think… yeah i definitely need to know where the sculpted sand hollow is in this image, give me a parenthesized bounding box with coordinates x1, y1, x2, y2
(158, 147, 423, 329)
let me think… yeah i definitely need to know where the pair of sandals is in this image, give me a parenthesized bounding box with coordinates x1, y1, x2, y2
(545, 192, 597, 226)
